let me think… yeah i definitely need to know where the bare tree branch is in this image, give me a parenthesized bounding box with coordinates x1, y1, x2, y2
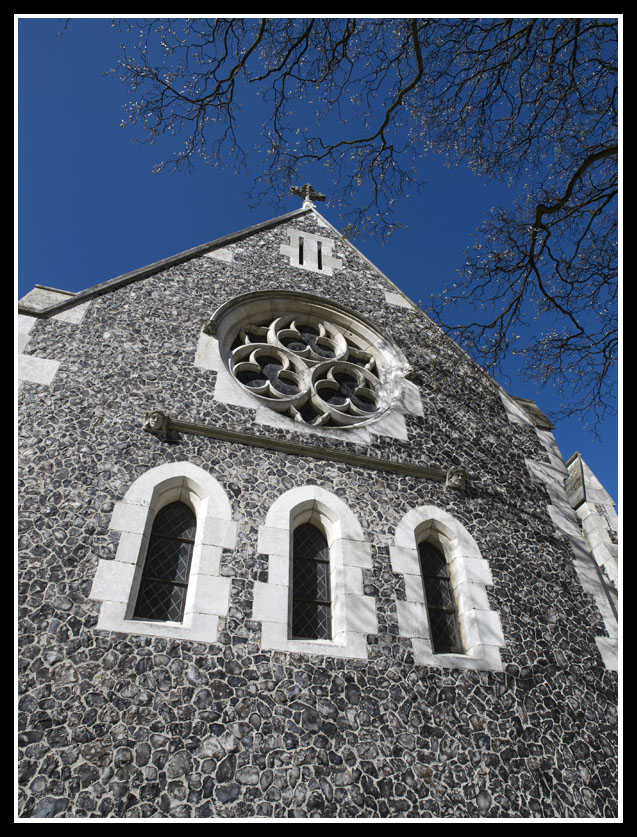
(111, 17, 618, 429)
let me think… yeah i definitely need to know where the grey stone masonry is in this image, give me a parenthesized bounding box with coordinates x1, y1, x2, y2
(18, 205, 618, 819)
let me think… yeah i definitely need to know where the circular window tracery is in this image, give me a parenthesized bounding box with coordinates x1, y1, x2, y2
(207, 292, 407, 429)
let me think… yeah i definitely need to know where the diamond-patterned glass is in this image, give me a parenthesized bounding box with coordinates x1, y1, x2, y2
(134, 502, 195, 622)
(421, 575, 457, 610)
(152, 502, 196, 540)
(418, 541, 462, 653)
(292, 524, 331, 640)
(292, 600, 331, 640)
(294, 524, 329, 560)
(418, 541, 449, 578)
(144, 535, 192, 584)
(134, 578, 187, 623)
(428, 608, 461, 654)
(293, 557, 330, 602)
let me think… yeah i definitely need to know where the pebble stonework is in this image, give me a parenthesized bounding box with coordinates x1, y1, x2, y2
(18, 194, 618, 819)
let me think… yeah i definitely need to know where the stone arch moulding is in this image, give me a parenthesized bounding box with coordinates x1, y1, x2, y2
(391, 505, 505, 671)
(90, 461, 238, 643)
(252, 485, 378, 659)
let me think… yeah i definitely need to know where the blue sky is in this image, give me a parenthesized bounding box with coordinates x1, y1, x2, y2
(17, 16, 620, 505)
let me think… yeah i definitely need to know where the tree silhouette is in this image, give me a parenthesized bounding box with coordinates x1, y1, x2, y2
(113, 17, 618, 427)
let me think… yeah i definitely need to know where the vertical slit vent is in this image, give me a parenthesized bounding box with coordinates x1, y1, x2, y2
(299, 237, 304, 265)
(317, 240, 323, 271)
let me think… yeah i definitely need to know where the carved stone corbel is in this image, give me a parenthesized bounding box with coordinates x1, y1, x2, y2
(445, 466, 467, 491)
(143, 410, 169, 440)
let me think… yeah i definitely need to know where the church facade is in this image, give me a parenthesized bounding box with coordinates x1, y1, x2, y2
(18, 194, 618, 818)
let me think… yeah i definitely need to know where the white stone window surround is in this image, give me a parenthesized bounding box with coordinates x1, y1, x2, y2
(391, 506, 505, 671)
(252, 485, 378, 659)
(90, 461, 238, 643)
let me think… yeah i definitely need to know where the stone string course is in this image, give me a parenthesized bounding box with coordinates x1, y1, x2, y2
(18, 210, 618, 818)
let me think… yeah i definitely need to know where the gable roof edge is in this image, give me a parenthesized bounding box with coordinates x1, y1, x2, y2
(309, 207, 417, 311)
(18, 206, 312, 318)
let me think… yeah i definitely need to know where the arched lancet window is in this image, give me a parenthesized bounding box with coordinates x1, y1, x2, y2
(292, 523, 332, 640)
(253, 485, 376, 659)
(134, 501, 196, 622)
(391, 506, 504, 670)
(92, 461, 238, 643)
(418, 540, 462, 654)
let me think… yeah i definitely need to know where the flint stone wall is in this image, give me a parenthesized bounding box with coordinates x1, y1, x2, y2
(18, 210, 618, 818)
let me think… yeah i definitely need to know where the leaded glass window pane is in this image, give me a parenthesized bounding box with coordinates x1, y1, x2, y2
(418, 541, 462, 654)
(292, 523, 331, 640)
(134, 502, 195, 623)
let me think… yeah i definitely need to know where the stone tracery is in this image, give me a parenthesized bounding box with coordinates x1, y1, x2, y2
(224, 304, 395, 428)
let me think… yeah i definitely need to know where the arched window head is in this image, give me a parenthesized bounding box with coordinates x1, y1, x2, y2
(418, 540, 462, 654)
(292, 523, 332, 640)
(134, 501, 196, 623)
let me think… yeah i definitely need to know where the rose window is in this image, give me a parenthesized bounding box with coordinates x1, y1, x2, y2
(208, 292, 406, 429)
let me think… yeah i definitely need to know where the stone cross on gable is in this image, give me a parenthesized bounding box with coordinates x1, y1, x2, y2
(290, 183, 326, 206)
